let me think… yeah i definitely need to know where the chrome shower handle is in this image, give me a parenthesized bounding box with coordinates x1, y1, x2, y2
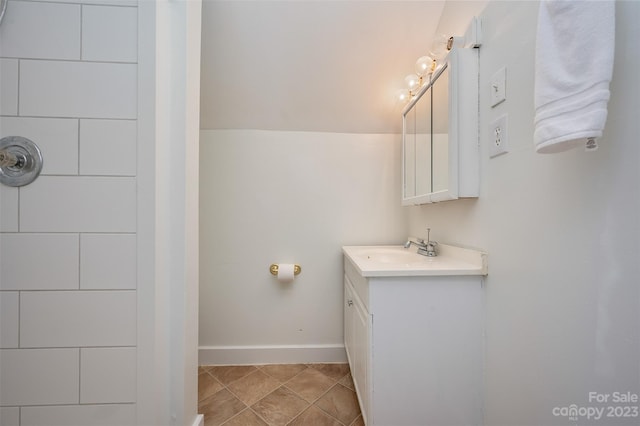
(0, 136, 44, 187)
(0, 149, 25, 168)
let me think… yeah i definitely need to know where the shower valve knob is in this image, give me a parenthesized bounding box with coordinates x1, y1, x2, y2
(0, 136, 44, 187)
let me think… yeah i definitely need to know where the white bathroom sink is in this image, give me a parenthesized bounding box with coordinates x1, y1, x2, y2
(342, 244, 488, 277)
(354, 246, 427, 264)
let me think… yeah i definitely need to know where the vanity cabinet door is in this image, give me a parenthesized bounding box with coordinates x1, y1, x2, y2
(344, 276, 370, 424)
(352, 291, 369, 422)
(344, 280, 355, 365)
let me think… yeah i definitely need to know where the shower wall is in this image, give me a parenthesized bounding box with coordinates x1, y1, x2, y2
(0, 1, 139, 424)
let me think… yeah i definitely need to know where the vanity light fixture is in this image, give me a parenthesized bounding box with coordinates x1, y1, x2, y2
(397, 16, 482, 103)
(396, 17, 482, 104)
(395, 56, 435, 104)
(396, 35, 455, 104)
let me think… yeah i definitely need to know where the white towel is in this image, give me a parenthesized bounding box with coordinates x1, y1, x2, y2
(534, 0, 615, 154)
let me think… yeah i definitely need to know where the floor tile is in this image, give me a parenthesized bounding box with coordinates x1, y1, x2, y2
(250, 386, 308, 426)
(198, 364, 361, 426)
(289, 405, 342, 426)
(339, 373, 355, 391)
(285, 368, 336, 402)
(349, 414, 365, 426)
(199, 389, 247, 426)
(259, 364, 308, 382)
(221, 409, 267, 426)
(314, 384, 361, 426)
(227, 370, 281, 406)
(199, 371, 225, 402)
(207, 365, 257, 385)
(312, 363, 351, 381)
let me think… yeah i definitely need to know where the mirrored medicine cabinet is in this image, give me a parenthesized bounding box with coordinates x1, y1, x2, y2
(402, 47, 479, 205)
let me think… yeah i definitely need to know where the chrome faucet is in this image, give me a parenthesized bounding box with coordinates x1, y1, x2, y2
(404, 228, 438, 257)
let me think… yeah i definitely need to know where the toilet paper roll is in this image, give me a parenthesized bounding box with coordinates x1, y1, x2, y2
(277, 263, 296, 283)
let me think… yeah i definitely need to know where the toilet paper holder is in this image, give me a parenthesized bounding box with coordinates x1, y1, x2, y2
(269, 264, 301, 276)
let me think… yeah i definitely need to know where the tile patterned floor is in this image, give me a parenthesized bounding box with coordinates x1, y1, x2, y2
(199, 363, 364, 426)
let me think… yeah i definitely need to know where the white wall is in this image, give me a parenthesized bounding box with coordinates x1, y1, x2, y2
(409, 1, 640, 425)
(199, 130, 407, 364)
(0, 0, 139, 424)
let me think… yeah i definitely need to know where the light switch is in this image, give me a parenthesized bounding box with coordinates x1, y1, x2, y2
(490, 67, 506, 107)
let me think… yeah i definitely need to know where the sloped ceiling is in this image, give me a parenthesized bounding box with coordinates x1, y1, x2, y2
(200, 0, 447, 134)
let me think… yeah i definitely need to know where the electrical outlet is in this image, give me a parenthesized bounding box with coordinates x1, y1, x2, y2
(489, 114, 509, 158)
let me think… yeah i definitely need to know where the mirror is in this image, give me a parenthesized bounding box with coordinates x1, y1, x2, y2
(401, 47, 479, 205)
(432, 63, 449, 194)
(402, 74, 432, 199)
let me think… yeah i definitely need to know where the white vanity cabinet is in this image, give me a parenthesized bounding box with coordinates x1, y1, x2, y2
(343, 245, 486, 426)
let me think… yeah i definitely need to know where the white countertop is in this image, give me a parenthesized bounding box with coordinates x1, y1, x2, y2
(342, 244, 488, 277)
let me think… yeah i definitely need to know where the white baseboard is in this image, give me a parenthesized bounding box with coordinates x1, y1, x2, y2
(199, 344, 347, 366)
(191, 414, 204, 426)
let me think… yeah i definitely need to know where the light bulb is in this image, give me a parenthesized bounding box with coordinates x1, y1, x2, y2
(429, 33, 451, 60)
(396, 89, 411, 103)
(415, 56, 435, 78)
(405, 74, 420, 94)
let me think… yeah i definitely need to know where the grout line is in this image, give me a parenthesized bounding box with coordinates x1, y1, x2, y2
(9, 289, 136, 293)
(0, 115, 137, 122)
(16, 0, 137, 8)
(0, 233, 137, 240)
(16, 59, 20, 116)
(9, 57, 137, 66)
(0, 231, 135, 235)
(78, 347, 82, 404)
(2, 345, 136, 350)
(37, 173, 137, 178)
(220, 407, 261, 426)
(17, 291, 21, 348)
(10, 402, 135, 408)
(79, 4, 83, 61)
(77, 232, 82, 289)
(77, 119, 81, 176)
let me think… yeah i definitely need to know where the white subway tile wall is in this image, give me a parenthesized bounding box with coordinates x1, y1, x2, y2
(19, 60, 137, 119)
(0, 59, 18, 115)
(0, 233, 79, 290)
(80, 119, 137, 176)
(0, 117, 79, 175)
(80, 233, 137, 289)
(0, 406, 20, 426)
(27, 0, 138, 5)
(20, 291, 136, 348)
(0, 2, 81, 60)
(0, 292, 19, 348)
(82, 5, 137, 62)
(80, 347, 137, 403)
(0, 0, 139, 420)
(0, 186, 18, 231)
(19, 176, 136, 232)
(0, 348, 80, 406)
(20, 405, 136, 426)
